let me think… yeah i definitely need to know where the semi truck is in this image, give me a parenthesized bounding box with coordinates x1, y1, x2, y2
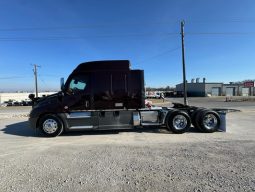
(29, 60, 221, 137)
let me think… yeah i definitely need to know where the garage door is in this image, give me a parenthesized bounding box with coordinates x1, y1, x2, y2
(226, 87, 235, 96)
(211, 88, 220, 96)
(242, 88, 249, 96)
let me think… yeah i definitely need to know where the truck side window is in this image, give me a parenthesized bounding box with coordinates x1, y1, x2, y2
(68, 75, 88, 91)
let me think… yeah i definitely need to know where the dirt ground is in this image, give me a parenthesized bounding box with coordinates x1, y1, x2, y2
(0, 97, 254, 192)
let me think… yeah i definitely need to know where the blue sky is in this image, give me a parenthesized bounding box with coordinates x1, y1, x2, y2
(0, 0, 255, 92)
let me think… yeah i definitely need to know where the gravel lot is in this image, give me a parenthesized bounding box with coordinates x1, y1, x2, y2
(0, 97, 254, 192)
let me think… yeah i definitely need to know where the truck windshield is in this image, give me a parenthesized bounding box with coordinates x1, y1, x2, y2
(68, 75, 88, 91)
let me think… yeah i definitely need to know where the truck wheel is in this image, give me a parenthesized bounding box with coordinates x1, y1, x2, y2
(166, 111, 191, 134)
(196, 110, 220, 133)
(39, 114, 64, 137)
(191, 108, 206, 130)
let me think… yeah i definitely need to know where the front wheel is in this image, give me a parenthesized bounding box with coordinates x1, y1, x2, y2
(39, 114, 64, 137)
(165, 110, 191, 134)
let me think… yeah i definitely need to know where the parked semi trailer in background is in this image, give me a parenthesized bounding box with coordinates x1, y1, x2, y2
(29, 60, 221, 137)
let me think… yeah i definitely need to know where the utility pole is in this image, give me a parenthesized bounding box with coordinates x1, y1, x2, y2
(32, 64, 40, 97)
(181, 20, 188, 105)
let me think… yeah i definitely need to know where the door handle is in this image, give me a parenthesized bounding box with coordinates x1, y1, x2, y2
(85, 101, 89, 108)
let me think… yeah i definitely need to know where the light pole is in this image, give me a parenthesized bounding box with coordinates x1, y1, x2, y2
(33, 64, 40, 97)
(181, 20, 188, 105)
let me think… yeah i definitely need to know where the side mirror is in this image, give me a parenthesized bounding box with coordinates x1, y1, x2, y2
(60, 78, 65, 91)
(28, 94, 35, 101)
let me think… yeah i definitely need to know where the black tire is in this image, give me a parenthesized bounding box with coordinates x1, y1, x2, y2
(191, 108, 206, 130)
(165, 110, 191, 134)
(196, 110, 220, 133)
(39, 114, 64, 137)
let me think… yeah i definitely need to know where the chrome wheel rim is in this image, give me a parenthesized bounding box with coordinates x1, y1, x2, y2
(203, 114, 218, 129)
(43, 119, 58, 134)
(173, 115, 188, 130)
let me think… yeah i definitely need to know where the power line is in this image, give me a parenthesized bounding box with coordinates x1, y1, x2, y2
(1, 20, 255, 32)
(0, 76, 28, 79)
(187, 32, 255, 35)
(38, 74, 50, 91)
(0, 21, 179, 32)
(0, 32, 178, 42)
(39, 74, 60, 78)
(137, 47, 180, 64)
(186, 19, 255, 24)
(0, 31, 254, 42)
(0, 74, 58, 79)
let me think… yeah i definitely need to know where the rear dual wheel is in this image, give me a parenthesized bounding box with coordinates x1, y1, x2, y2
(192, 109, 220, 133)
(191, 108, 205, 129)
(165, 110, 191, 134)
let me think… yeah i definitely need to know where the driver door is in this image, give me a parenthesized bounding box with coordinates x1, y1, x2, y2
(65, 73, 91, 110)
(63, 73, 96, 129)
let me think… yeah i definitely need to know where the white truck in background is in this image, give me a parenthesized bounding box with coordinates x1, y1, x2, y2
(146, 91, 163, 99)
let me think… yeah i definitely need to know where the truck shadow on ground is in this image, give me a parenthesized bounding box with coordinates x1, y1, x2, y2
(2, 121, 201, 137)
(2, 121, 37, 137)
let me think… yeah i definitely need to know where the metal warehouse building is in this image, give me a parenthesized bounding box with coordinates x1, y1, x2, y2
(176, 79, 255, 97)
